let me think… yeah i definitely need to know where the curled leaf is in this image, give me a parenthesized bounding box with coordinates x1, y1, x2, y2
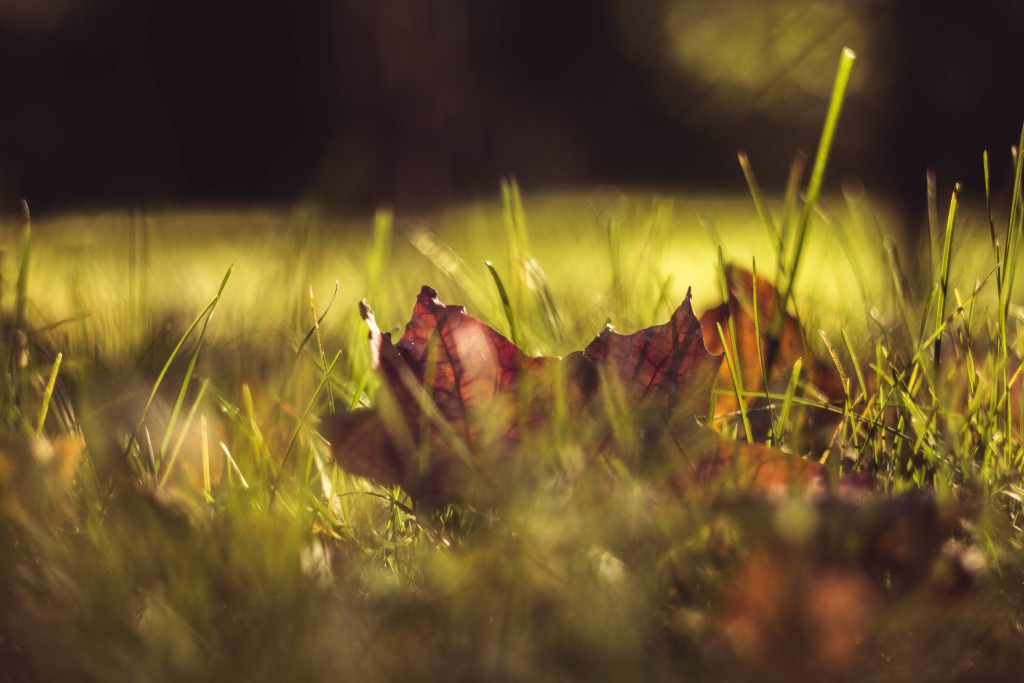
(327, 285, 817, 504)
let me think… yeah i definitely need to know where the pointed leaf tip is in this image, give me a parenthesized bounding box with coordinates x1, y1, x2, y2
(583, 291, 723, 420)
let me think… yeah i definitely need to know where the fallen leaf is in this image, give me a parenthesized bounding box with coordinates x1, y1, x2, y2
(362, 287, 570, 455)
(700, 266, 842, 442)
(326, 285, 821, 504)
(582, 289, 722, 423)
(340, 287, 576, 501)
(660, 429, 824, 495)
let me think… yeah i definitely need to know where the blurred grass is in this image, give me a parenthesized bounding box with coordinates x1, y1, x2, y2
(14, 190, 906, 354)
(3, 185, 1024, 682)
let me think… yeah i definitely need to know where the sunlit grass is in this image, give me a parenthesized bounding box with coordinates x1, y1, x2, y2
(2, 179, 1021, 680)
(6, 48, 1024, 680)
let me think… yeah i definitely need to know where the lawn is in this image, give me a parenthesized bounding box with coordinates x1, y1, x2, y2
(3, 53, 1024, 682)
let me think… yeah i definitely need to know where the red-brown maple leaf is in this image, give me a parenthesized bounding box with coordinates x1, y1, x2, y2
(364, 286, 569, 453)
(325, 285, 821, 504)
(583, 290, 722, 425)
(331, 286, 574, 501)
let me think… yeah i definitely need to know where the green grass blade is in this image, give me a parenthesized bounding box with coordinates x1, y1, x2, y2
(776, 357, 803, 443)
(307, 283, 338, 413)
(818, 330, 851, 401)
(749, 260, 779, 441)
(34, 351, 62, 436)
(126, 294, 219, 457)
(926, 170, 939, 283)
(934, 184, 960, 370)
(841, 329, 867, 403)
(158, 378, 211, 489)
(717, 323, 753, 443)
(502, 177, 530, 305)
(159, 265, 234, 454)
(269, 349, 343, 509)
(485, 260, 520, 346)
(983, 151, 1004, 316)
(777, 149, 810, 284)
(781, 48, 856, 320)
(717, 248, 753, 442)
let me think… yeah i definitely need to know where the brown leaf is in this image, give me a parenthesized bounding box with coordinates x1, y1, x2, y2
(333, 287, 572, 501)
(700, 266, 842, 440)
(363, 287, 567, 452)
(583, 288, 722, 422)
(327, 285, 816, 504)
(656, 425, 824, 496)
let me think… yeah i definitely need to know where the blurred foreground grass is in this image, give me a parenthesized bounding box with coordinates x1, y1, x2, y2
(2, 187, 1024, 682)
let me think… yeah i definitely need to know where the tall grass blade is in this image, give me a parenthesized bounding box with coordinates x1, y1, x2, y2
(781, 48, 856, 319)
(502, 177, 530, 305)
(777, 149, 810, 284)
(485, 260, 520, 346)
(307, 283, 338, 412)
(158, 378, 211, 489)
(841, 329, 867, 402)
(934, 184, 959, 370)
(158, 265, 233, 455)
(717, 248, 753, 442)
(270, 350, 343, 509)
(749, 261, 779, 440)
(127, 294, 219, 457)
(1000, 127, 1024, 368)
(297, 280, 339, 357)
(983, 151, 1003, 304)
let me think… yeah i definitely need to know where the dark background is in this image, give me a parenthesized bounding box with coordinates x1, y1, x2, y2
(1, 0, 1022, 226)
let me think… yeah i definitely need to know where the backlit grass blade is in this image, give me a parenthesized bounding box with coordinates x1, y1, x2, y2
(717, 247, 753, 442)
(159, 265, 234, 454)
(34, 352, 62, 436)
(158, 378, 211, 489)
(749, 260, 779, 441)
(307, 283, 338, 412)
(780, 48, 856, 323)
(776, 357, 803, 444)
(502, 177, 530, 306)
(485, 260, 520, 346)
(269, 349, 343, 509)
(934, 184, 960, 370)
(126, 287, 224, 458)
(841, 329, 868, 402)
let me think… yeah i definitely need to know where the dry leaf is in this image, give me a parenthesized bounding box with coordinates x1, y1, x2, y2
(326, 285, 821, 504)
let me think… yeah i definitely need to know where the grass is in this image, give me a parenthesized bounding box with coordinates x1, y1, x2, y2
(5, 53, 1024, 681)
